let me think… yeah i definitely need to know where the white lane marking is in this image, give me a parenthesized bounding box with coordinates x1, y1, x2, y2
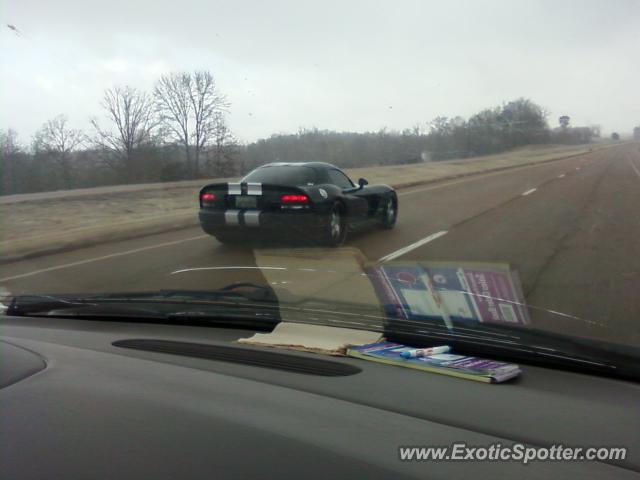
(521, 188, 537, 196)
(398, 155, 589, 197)
(575, 167, 580, 170)
(0, 235, 209, 282)
(558, 174, 566, 178)
(629, 160, 640, 180)
(171, 266, 287, 275)
(378, 231, 448, 263)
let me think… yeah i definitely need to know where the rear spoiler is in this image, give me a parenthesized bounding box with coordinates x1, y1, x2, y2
(200, 182, 310, 197)
(199, 182, 312, 206)
(200, 182, 264, 196)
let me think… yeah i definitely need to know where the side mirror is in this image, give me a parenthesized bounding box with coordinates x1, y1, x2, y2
(358, 178, 369, 189)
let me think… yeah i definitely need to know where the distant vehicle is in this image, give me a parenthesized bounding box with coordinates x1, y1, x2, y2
(199, 162, 398, 246)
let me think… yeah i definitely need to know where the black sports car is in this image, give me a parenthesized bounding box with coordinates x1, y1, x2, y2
(198, 162, 398, 246)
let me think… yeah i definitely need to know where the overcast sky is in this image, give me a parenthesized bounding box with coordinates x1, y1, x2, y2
(2, 0, 639, 143)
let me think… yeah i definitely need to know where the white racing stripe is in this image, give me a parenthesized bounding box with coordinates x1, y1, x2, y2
(243, 210, 261, 226)
(228, 183, 242, 195)
(246, 182, 262, 195)
(0, 235, 209, 282)
(521, 188, 537, 196)
(224, 209, 241, 225)
(378, 230, 448, 263)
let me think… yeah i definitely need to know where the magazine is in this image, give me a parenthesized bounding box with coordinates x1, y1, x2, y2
(347, 341, 521, 383)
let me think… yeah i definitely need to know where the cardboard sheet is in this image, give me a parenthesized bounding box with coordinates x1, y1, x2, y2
(238, 322, 382, 355)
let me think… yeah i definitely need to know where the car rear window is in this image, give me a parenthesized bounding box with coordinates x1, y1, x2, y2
(242, 166, 317, 186)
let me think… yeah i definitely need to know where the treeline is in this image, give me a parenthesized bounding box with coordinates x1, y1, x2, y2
(1, 92, 604, 196)
(244, 99, 602, 168)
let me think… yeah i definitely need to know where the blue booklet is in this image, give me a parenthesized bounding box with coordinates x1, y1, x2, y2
(347, 342, 521, 383)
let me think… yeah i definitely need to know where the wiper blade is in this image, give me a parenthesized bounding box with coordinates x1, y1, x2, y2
(104, 283, 279, 303)
(6, 283, 280, 317)
(72, 283, 279, 303)
(6, 298, 280, 330)
(6, 295, 95, 316)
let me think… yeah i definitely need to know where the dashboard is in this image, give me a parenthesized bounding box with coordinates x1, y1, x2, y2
(1, 315, 638, 479)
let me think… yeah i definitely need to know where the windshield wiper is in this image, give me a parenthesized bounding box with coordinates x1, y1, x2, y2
(7, 283, 279, 313)
(5, 283, 281, 329)
(101, 283, 279, 303)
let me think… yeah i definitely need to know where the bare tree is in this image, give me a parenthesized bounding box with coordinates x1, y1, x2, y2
(154, 71, 229, 177)
(91, 86, 155, 178)
(206, 113, 239, 176)
(0, 129, 22, 194)
(33, 115, 85, 188)
(0, 129, 20, 157)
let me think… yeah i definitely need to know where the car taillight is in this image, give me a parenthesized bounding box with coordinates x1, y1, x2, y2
(280, 194, 309, 204)
(201, 192, 216, 206)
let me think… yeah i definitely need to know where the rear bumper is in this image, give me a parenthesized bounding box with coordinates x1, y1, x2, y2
(199, 209, 328, 237)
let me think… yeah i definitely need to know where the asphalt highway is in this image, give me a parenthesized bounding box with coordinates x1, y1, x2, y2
(2, 144, 639, 345)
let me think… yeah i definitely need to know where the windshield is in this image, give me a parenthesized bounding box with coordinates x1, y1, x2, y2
(242, 165, 318, 185)
(1, 0, 639, 377)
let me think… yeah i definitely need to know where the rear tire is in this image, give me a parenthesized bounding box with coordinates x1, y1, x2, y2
(324, 203, 348, 246)
(380, 195, 398, 229)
